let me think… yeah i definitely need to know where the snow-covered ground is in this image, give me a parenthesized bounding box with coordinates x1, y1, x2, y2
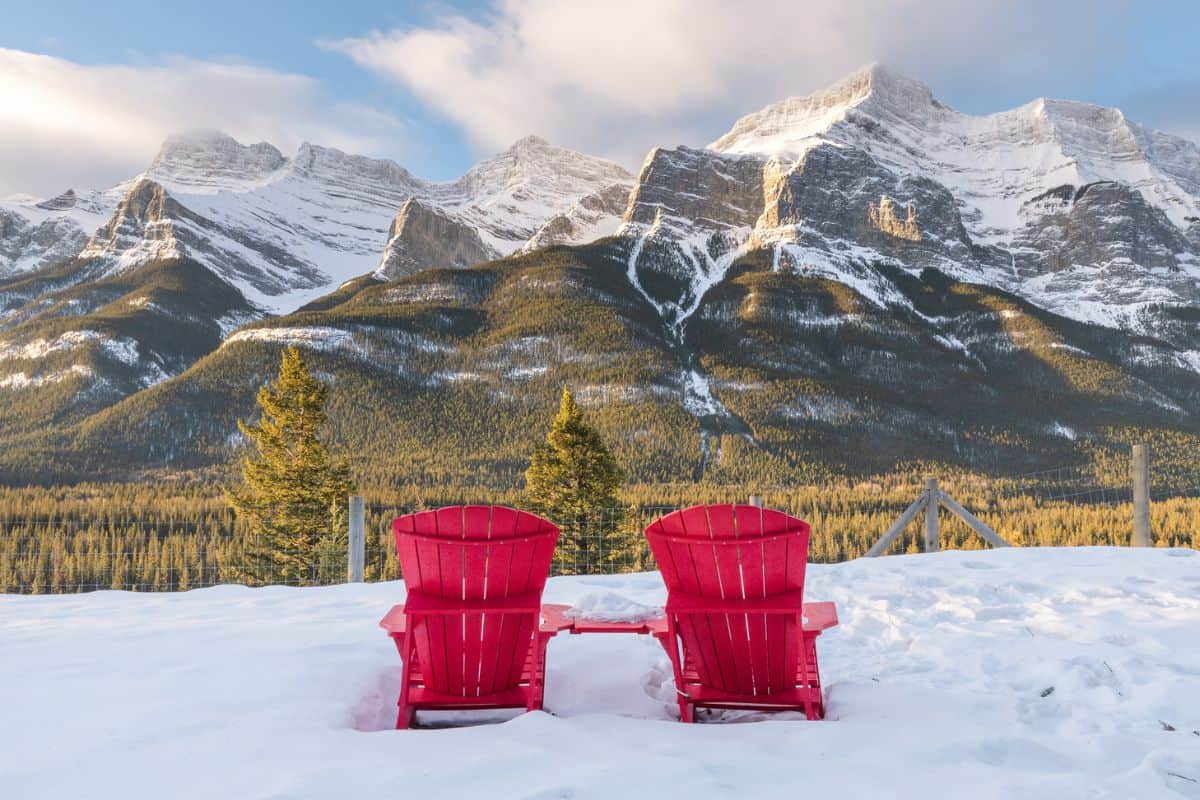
(2, 548, 1197, 799)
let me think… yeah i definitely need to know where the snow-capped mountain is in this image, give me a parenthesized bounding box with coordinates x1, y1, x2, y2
(90, 131, 633, 310)
(3, 130, 631, 311)
(620, 64, 1200, 334)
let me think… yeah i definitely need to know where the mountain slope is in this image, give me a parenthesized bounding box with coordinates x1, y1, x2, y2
(0, 254, 256, 440)
(5, 241, 1196, 487)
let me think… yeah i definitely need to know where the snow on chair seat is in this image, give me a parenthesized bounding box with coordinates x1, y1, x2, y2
(380, 505, 571, 728)
(644, 504, 839, 721)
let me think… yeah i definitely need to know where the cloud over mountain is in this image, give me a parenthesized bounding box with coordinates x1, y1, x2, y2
(0, 48, 408, 198)
(329, 0, 1139, 168)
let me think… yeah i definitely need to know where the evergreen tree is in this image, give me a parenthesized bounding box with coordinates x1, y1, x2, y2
(226, 347, 353, 585)
(525, 388, 624, 574)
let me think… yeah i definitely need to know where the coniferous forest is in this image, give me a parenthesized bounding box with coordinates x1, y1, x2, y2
(3, 475, 1198, 593)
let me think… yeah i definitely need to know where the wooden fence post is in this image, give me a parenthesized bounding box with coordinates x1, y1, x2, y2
(936, 490, 1010, 549)
(1132, 444, 1151, 547)
(865, 493, 927, 557)
(348, 496, 365, 583)
(924, 478, 940, 552)
(867, 478, 1012, 558)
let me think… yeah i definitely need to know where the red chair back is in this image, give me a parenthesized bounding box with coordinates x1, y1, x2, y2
(394, 505, 558, 696)
(644, 504, 810, 696)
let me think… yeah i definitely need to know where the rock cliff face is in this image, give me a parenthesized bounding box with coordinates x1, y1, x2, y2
(868, 196, 921, 242)
(1013, 182, 1191, 273)
(375, 198, 499, 279)
(620, 146, 764, 321)
(0, 187, 117, 276)
(36, 189, 79, 211)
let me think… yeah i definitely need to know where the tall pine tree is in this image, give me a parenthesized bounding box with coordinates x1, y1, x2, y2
(525, 388, 626, 574)
(227, 346, 353, 584)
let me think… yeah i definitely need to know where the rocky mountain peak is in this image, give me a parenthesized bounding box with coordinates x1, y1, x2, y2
(291, 143, 420, 191)
(832, 63, 937, 108)
(35, 189, 78, 211)
(148, 131, 286, 190)
(709, 64, 937, 157)
(78, 177, 184, 266)
(507, 134, 553, 153)
(456, 136, 632, 201)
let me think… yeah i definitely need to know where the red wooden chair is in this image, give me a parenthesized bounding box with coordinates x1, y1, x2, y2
(644, 504, 839, 722)
(379, 505, 572, 729)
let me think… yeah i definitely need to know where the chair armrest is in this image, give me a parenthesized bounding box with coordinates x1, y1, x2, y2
(646, 615, 669, 639)
(666, 590, 805, 615)
(379, 603, 408, 634)
(403, 589, 542, 615)
(539, 603, 575, 634)
(802, 601, 839, 632)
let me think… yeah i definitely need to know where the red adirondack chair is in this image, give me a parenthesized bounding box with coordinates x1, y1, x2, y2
(379, 505, 572, 729)
(644, 504, 839, 722)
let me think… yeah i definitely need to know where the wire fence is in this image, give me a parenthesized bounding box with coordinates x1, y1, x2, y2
(3, 449, 1198, 594)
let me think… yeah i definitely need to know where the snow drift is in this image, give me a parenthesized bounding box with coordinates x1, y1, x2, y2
(2, 547, 1198, 798)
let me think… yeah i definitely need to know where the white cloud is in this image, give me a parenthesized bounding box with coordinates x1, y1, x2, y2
(0, 48, 409, 198)
(330, 0, 1149, 168)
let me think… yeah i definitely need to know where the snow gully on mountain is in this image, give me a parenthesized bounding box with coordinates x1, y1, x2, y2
(624, 222, 758, 478)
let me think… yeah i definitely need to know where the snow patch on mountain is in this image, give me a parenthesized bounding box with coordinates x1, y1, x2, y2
(0, 364, 95, 390)
(0, 329, 141, 365)
(224, 326, 358, 352)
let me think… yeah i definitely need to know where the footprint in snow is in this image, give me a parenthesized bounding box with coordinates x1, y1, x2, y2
(521, 787, 576, 800)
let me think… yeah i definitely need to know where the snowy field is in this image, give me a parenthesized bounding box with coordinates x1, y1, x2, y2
(2, 547, 1198, 799)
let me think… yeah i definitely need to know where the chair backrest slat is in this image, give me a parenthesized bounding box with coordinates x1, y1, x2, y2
(645, 504, 811, 696)
(394, 505, 558, 696)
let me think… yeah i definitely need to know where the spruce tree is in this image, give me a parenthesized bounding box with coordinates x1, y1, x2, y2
(525, 388, 625, 574)
(227, 346, 353, 585)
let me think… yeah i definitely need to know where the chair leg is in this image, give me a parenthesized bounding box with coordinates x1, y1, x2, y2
(395, 628, 417, 729)
(527, 634, 551, 712)
(677, 695, 695, 723)
(660, 618, 695, 724)
(806, 633, 825, 720)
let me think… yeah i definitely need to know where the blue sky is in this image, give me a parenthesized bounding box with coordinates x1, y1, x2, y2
(2, 0, 1199, 197)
